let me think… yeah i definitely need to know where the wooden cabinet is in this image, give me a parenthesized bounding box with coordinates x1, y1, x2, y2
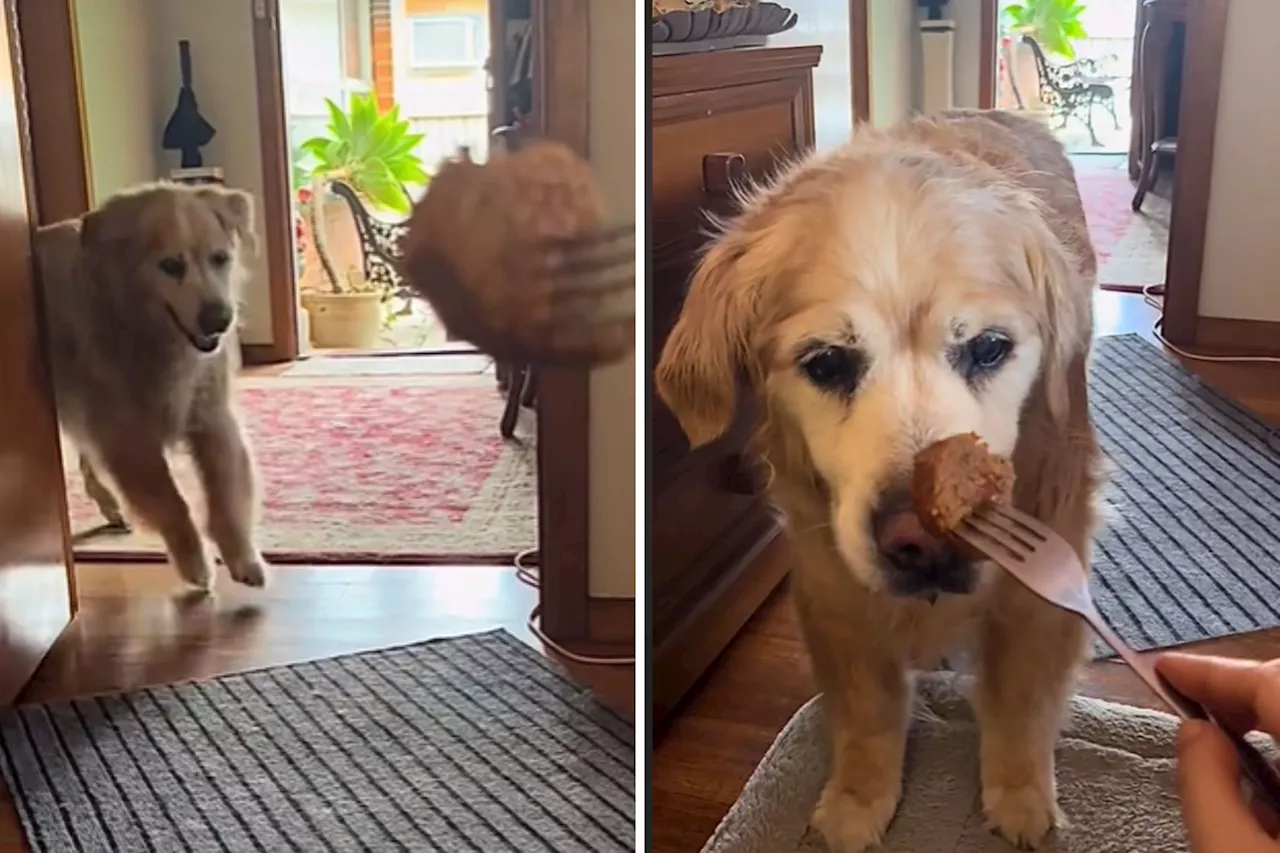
(650, 46, 821, 725)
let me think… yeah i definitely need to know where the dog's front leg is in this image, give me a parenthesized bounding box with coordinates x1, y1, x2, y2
(975, 581, 1086, 850)
(100, 445, 212, 590)
(188, 413, 266, 588)
(803, 609, 911, 853)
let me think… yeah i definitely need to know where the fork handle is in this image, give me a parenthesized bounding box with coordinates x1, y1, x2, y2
(1086, 610, 1280, 814)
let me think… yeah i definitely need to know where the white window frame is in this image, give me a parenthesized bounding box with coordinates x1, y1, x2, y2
(407, 15, 482, 70)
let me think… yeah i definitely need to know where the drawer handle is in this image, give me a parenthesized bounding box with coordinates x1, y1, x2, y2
(702, 153, 747, 217)
(719, 452, 764, 496)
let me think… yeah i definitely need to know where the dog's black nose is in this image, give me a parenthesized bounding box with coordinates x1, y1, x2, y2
(872, 490, 975, 597)
(196, 302, 234, 338)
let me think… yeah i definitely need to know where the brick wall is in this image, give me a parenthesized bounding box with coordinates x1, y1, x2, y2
(370, 0, 394, 110)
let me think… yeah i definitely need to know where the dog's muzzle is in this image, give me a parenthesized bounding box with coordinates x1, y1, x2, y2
(168, 301, 233, 354)
(871, 487, 975, 600)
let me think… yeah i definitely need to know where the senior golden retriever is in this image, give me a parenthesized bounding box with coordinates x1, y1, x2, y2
(36, 182, 266, 591)
(656, 110, 1104, 850)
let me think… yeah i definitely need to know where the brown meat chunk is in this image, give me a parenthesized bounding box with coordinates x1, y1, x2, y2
(912, 433, 1015, 537)
(400, 141, 626, 364)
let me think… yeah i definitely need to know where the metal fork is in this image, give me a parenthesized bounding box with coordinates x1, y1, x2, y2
(958, 503, 1280, 814)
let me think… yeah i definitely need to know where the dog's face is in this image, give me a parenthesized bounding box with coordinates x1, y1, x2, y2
(81, 184, 256, 354)
(656, 149, 1090, 598)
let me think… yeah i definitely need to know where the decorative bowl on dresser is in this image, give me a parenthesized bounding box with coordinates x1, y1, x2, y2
(651, 44, 822, 725)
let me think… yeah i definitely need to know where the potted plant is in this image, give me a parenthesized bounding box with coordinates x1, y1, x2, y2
(294, 93, 428, 348)
(1001, 0, 1088, 120)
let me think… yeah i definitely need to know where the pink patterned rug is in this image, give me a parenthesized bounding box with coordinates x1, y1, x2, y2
(65, 373, 536, 563)
(1074, 159, 1170, 293)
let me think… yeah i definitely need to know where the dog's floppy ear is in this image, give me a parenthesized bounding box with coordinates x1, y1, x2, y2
(198, 186, 257, 253)
(655, 233, 761, 448)
(79, 195, 138, 250)
(1020, 214, 1092, 426)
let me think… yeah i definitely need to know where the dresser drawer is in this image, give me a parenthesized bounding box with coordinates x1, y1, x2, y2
(652, 77, 814, 248)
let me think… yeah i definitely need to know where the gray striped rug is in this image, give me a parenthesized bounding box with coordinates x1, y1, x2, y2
(0, 630, 634, 852)
(1089, 334, 1280, 654)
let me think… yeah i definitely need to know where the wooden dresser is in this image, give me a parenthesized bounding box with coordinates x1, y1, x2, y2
(651, 45, 822, 725)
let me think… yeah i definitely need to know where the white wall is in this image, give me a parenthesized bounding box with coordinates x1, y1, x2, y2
(950, 0, 983, 108)
(867, 0, 918, 125)
(1197, 0, 1280, 323)
(771, 0, 853, 151)
(586, 2, 635, 599)
(73, 0, 160, 205)
(148, 0, 276, 344)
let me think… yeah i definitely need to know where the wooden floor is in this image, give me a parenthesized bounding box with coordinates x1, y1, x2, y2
(652, 292, 1280, 853)
(0, 562, 633, 851)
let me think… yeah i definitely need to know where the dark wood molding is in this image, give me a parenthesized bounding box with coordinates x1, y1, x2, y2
(654, 521, 788, 726)
(14, 0, 90, 224)
(978, 0, 998, 110)
(250, 0, 300, 363)
(586, 597, 635, 646)
(849, 0, 870, 122)
(1161, 0, 1228, 348)
(240, 343, 286, 366)
(529, 0, 598, 646)
(1194, 317, 1280, 356)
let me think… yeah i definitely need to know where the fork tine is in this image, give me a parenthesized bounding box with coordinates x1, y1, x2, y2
(983, 503, 1055, 542)
(539, 244, 635, 281)
(954, 523, 1022, 567)
(960, 514, 1035, 561)
(538, 223, 636, 253)
(551, 272, 634, 303)
(969, 506, 1042, 552)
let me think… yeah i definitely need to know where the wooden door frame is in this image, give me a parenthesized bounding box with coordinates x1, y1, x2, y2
(15, 0, 91, 225)
(524, 0, 611, 650)
(250, 0, 301, 365)
(850, 0, 871, 122)
(975, 0, 1228, 350)
(17, 0, 604, 649)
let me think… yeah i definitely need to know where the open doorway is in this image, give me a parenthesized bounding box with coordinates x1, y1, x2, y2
(279, 0, 493, 355)
(993, 0, 1168, 296)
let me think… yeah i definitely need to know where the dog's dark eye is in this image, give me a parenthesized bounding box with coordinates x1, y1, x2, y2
(158, 257, 186, 279)
(799, 345, 863, 396)
(953, 331, 1014, 382)
(210, 250, 230, 268)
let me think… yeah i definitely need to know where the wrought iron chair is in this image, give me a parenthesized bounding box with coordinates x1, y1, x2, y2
(326, 180, 414, 306)
(1024, 35, 1120, 148)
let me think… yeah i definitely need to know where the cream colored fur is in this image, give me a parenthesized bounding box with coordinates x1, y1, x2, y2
(36, 182, 266, 591)
(656, 110, 1104, 851)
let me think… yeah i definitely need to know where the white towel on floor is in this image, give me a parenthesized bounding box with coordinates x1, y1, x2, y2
(699, 673, 1274, 853)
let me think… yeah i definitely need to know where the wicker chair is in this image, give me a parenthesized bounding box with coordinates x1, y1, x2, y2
(327, 178, 535, 439)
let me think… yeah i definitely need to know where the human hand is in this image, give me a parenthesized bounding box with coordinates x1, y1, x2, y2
(1156, 653, 1280, 852)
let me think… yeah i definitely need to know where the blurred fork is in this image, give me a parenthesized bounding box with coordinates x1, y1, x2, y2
(399, 221, 635, 366)
(958, 503, 1280, 814)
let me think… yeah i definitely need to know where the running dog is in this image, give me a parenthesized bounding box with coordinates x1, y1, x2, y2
(37, 182, 267, 590)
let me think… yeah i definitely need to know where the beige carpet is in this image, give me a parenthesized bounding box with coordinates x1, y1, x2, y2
(65, 369, 537, 564)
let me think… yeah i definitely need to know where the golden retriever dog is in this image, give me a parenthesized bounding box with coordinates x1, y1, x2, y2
(36, 182, 267, 591)
(656, 110, 1104, 851)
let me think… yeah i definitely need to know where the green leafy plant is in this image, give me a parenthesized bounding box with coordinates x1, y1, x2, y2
(1003, 0, 1088, 59)
(297, 92, 428, 214)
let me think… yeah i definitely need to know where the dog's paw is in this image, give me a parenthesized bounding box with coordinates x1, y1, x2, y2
(174, 549, 214, 592)
(811, 785, 899, 853)
(982, 784, 1062, 850)
(227, 554, 268, 588)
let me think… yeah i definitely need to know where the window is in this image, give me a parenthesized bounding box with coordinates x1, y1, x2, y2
(409, 15, 484, 70)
